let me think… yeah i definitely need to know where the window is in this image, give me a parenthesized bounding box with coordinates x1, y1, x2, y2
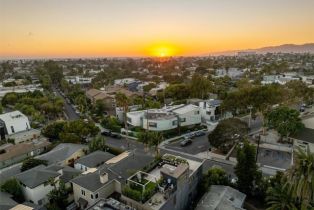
(95, 193, 98, 199)
(206, 111, 211, 115)
(172, 120, 178, 126)
(180, 118, 186, 122)
(149, 122, 157, 128)
(194, 111, 200, 115)
(81, 189, 85, 196)
(127, 117, 132, 123)
(10, 126, 15, 133)
(91, 194, 94, 199)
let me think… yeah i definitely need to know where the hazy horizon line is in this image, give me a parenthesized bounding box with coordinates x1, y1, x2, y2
(1, 42, 313, 61)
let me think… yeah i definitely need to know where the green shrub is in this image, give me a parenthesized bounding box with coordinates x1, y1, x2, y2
(123, 186, 142, 202)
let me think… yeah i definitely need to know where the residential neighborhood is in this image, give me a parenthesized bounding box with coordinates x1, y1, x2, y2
(0, 53, 313, 210)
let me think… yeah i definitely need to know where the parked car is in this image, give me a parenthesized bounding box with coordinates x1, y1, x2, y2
(101, 129, 122, 139)
(180, 139, 192, 147)
(194, 130, 206, 137)
(110, 133, 122, 139)
(101, 129, 111, 136)
(184, 133, 195, 139)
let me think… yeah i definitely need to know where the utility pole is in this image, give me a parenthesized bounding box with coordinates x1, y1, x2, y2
(248, 105, 253, 129)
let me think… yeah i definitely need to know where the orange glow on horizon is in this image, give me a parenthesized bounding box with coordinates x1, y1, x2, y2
(146, 43, 181, 57)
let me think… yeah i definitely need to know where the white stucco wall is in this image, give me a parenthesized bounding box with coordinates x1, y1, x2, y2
(22, 177, 59, 205)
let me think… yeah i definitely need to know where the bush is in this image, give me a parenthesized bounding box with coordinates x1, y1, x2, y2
(123, 186, 142, 202)
(21, 157, 48, 172)
(0, 178, 24, 202)
(105, 145, 124, 155)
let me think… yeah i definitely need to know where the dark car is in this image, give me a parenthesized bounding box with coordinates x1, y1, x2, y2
(180, 139, 192, 147)
(185, 133, 195, 139)
(194, 130, 206, 137)
(110, 133, 122, 139)
(101, 129, 112, 136)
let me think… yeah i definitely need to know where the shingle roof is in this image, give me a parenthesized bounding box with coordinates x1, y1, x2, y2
(45, 164, 81, 183)
(37, 143, 86, 164)
(0, 191, 18, 210)
(71, 167, 118, 192)
(74, 151, 115, 168)
(290, 127, 314, 143)
(15, 165, 60, 188)
(107, 152, 154, 180)
(71, 152, 154, 192)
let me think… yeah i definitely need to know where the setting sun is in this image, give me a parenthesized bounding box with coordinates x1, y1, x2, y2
(147, 44, 179, 57)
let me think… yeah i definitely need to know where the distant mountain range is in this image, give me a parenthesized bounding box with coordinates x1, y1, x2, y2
(210, 43, 314, 56)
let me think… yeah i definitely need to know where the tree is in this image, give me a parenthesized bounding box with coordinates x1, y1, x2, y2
(235, 141, 261, 195)
(202, 167, 229, 192)
(42, 121, 66, 139)
(44, 60, 64, 85)
(89, 136, 106, 153)
(208, 118, 248, 153)
(0, 178, 24, 202)
(285, 149, 314, 209)
(47, 181, 68, 210)
(115, 92, 130, 148)
(165, 83, 190, 100)
(148, 131, 163, 156)
(266, 107, 304, 139)
(94, 99, 106, 116)
(2, 92, 18, 106)
(266, 184, 297, 210)
(190, 74, 212, 99)
(101, 116, 122, 133)
(21, 157, 48, 172)
(138, 131, 150, 151)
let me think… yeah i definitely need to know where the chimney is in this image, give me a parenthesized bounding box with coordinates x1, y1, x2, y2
(99, 172, 108, 184)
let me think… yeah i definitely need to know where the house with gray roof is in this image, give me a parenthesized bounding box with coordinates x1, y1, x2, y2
(74, 151, 115, 172)
(290, 116, 314, 153)
(0, 191, 18, 210)
(37, 143, 87, 166)
(15, 164, 81, 206)
(15, 165, 61, 205)
(71, 151, 154, 209)
(195, 185, 246, 210)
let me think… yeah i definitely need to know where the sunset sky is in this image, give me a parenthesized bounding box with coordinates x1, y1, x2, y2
(1, 0, 314, 59)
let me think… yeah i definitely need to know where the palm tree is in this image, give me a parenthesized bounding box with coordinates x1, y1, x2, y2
(286, 149, 314, 209)
(115, 92, 130, 149)
(148, 131, 163, 156)
(266, 184, 297, 210)
(138, 131, 150, 152)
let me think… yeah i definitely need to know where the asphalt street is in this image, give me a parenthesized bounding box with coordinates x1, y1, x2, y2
(53, 87, 80, 120)
(165, 135, 210, 155)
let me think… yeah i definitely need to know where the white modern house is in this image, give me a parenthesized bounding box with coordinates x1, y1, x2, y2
(199, 99, 222, 123)
(126, 104, 202, 131)
(142, 109, 178, 131)
(65, 76, 92, 85)
(0, 111, 31, 140)
(114, 78, 136, 86)
(0, 84, 43, 98)
(261, 74, 300, 85)
(171, 104, 201, 127)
